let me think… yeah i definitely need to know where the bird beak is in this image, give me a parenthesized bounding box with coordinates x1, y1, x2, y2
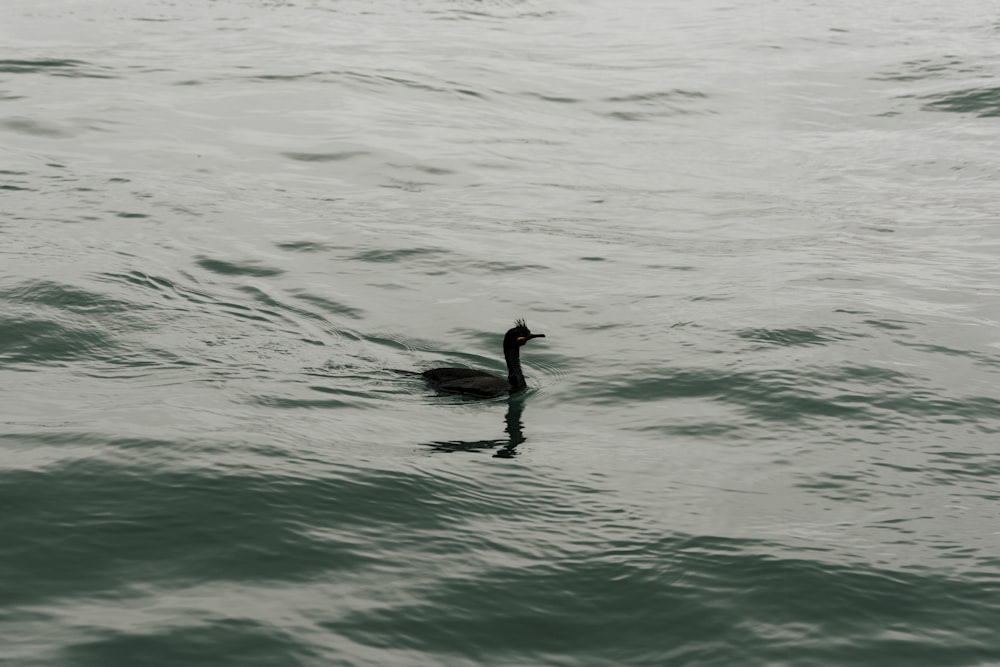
(529, 333, 545, 339)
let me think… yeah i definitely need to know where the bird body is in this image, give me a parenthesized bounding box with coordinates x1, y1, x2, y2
(421, 368, 509, 398)
(419, 320, 545, 398)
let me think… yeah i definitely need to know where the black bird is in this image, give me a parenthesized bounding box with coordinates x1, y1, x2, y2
(420, 319, 545, 398)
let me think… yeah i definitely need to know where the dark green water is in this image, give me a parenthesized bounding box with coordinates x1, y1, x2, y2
(4, 0, 1000, 665)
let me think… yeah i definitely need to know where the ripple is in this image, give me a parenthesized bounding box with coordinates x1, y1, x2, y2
(274, 241, 335, 253)
(0, 280, 132, 366)
(575, 361, 1000, 434)
(0, 58, 116, 78)
(62, 618, 307, 667)
(196, 257, 284, 278)
(735, 326, 865, 348)
(922, 86, 1000, 117)
(0, 316, 115, 366)
(282, 150, 370, 163)
(290, 291, 365, 320)
(349, 248, 444, 263)
(1, 117, 73, 138)
(872, 56, 982, 82)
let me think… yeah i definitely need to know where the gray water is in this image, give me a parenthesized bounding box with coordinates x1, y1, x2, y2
(3, 0, 1000, 665)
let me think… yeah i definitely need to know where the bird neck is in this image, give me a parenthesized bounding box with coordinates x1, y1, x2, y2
(504, 344, 526, 392)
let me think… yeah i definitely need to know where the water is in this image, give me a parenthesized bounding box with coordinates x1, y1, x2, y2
(3, 0, 1000, 664)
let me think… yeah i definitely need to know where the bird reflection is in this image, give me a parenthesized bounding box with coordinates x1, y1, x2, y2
(422, 397, 527, 458)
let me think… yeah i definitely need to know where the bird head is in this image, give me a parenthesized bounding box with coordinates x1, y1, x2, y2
(506, 319, 545, 347)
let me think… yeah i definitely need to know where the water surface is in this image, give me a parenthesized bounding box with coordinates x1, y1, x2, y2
(3, 0, 1000, 665)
